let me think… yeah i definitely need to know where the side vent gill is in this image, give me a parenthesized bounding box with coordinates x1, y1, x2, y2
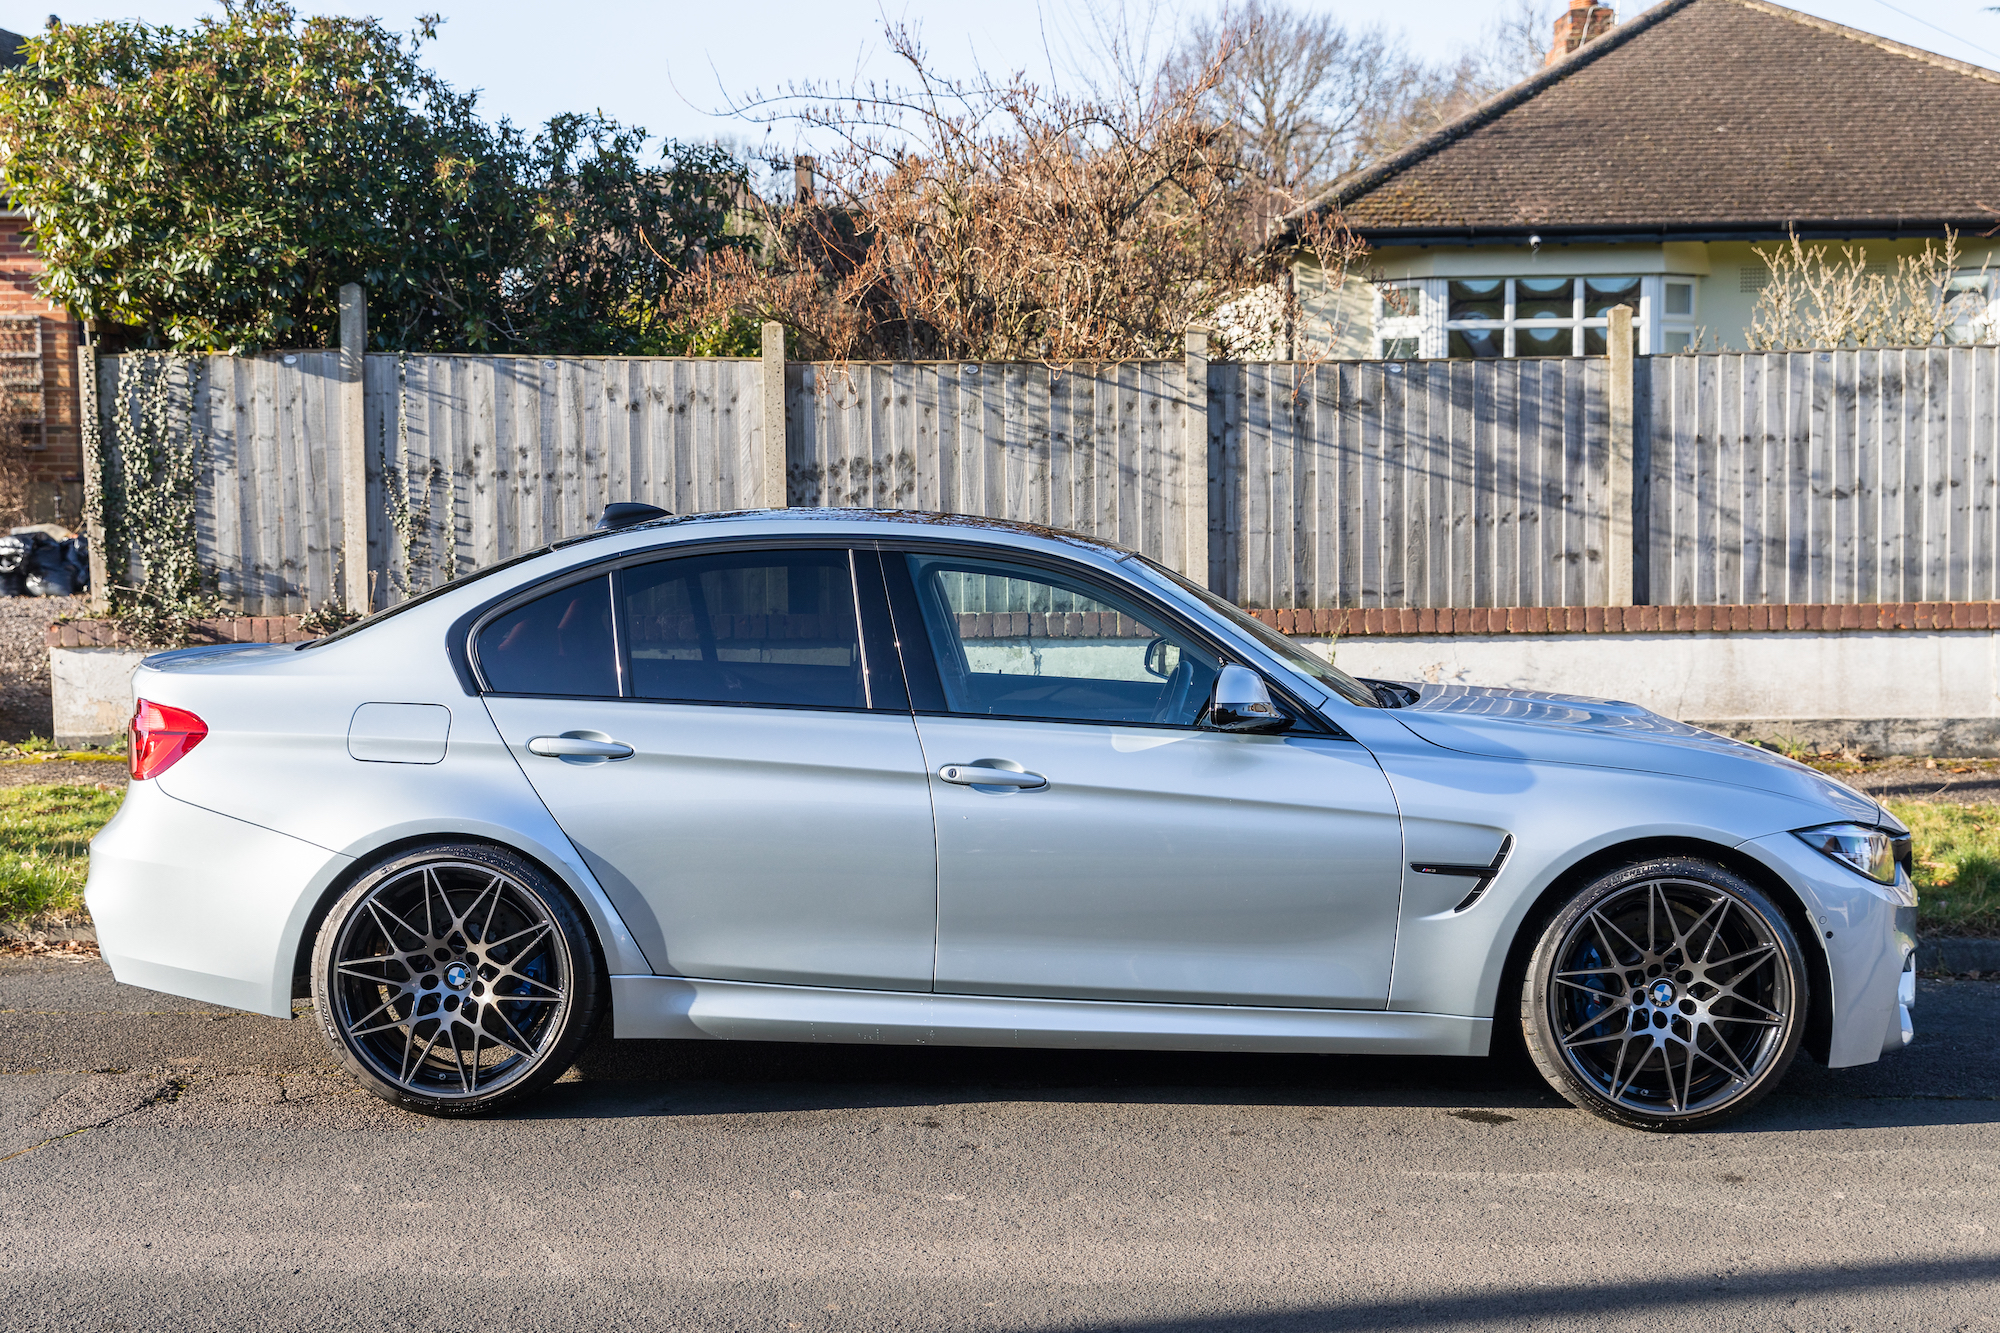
(1409, 836, 1515, 914)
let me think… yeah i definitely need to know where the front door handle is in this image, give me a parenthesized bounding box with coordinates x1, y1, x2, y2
(527, 734, 634, 760)
(938, 762, 1047, 790)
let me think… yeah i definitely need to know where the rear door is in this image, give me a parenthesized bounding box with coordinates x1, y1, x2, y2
(479, 545, 939, 991)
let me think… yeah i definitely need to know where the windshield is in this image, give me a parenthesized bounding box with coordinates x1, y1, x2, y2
(1132, 557, 1379, 709)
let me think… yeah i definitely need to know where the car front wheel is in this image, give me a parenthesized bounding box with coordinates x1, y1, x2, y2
(1522, 857, 1807, 1131)
(310, 841, 603, 1116)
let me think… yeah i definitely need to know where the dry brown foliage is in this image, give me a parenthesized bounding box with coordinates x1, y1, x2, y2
(678, 22, 1363, 363)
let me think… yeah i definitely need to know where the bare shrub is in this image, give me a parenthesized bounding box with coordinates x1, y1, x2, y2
(1748, 228, 1988, 351)
(682, 22, 1364, 363)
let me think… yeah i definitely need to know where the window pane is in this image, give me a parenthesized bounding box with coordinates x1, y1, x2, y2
(477, 576, 617, 697)
(1379, 284, 1423, 318)
(1584, 325, 1640, 356)
(1665, 282, 1695, 316)
(1380, 337, 1420, 360)
(1517, 325, 1572, 357)
(1663, 331, 1694, 353)
(906, 555, 1220, 726)
(1448, 279, 1504, 322)
(621, 550, 865, 709)
(1584, 277, 1641, 319)
(1510, 277, 1569, 322)
(1449, 329, 1504, 358)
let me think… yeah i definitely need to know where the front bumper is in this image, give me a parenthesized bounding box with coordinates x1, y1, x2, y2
(1743, 831, 1918, 1068)
(85, 781, 353, 1018)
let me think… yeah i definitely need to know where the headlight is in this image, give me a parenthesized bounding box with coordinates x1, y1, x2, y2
(1794, 823, 1898, 885)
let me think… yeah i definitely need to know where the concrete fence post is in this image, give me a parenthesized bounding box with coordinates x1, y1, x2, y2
(762, 321, 788, 509)
(338, 283, 369, 613)
(1184, 328, 1210, 586)
(1606, 304, 1635, 608)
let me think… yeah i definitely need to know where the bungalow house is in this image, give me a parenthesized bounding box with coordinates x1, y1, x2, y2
(1288, 0, 2000, 359)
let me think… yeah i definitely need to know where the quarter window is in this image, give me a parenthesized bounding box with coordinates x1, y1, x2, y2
(476, 575, 617, 697)
(904, 554, 1220, 726)
(620, 549, 867, 709)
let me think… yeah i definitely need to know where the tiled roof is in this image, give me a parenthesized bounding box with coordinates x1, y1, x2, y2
(1299, 0, 2000, 241)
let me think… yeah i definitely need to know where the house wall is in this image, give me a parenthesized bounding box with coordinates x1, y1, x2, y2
(1314, 235, 2000, 358)
(0, 215, 84, 525)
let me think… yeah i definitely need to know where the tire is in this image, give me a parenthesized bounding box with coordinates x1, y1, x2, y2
(1521, 857, 1807, 1131)
(310, 841, 604, 1117)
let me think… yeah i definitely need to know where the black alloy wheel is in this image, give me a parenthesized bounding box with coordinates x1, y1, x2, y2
(1522, 857, 1807, 1131)
(311, 841, 603, 1116)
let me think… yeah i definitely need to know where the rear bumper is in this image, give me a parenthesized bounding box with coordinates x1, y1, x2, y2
(1742, 832, 1918, 1068)
(85, 781, 353, 1018)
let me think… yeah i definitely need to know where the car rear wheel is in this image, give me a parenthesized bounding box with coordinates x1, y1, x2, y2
(1522, 857, 1807, 1131)
(310, 841, 603, 1116)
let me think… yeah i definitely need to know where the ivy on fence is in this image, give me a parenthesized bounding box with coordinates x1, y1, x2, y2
(83, 354, 220, 641)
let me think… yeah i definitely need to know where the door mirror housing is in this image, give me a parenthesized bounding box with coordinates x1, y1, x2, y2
(1205, 664, 1290, 734)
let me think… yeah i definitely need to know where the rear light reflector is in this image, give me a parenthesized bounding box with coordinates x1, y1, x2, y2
(130, 698, 207, 781)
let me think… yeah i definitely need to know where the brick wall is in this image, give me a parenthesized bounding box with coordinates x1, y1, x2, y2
(0, 214, 82, 525)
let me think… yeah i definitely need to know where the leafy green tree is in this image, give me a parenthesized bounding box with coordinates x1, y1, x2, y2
(496, 113, 758, 356)
(0, 1, 757, 355)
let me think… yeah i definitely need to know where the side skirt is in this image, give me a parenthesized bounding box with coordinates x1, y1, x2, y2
(609, 976, 1493, 1057)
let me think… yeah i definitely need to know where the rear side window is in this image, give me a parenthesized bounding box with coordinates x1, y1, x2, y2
(620, 549, 866, 709)
(476, 575, 617, 697)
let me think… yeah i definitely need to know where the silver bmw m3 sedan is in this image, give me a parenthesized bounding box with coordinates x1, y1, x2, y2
(86, 510, 1918, 1130)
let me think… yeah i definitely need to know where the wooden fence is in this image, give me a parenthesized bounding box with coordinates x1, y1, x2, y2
(84, 340, 2000, 616)
(1638, 347, 2000, 606)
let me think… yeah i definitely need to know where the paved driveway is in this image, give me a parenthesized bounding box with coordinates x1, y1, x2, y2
(2, 956, 1995, 1332)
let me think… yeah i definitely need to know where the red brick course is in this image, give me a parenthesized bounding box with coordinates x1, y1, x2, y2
(46, 615, 320, 649)
(1248, 602, 2000, 636)
(43, 602, 2000, 650)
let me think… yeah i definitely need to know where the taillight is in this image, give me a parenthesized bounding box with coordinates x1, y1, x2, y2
(129, 698, 207, 781)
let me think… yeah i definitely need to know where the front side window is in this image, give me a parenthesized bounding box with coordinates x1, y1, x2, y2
(620, 549, 866, 709)
(904, 554, 1221, 726)
(476, 575, 617, 697)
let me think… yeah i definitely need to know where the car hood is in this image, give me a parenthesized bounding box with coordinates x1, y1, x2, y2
(1388, 683, 1889, 827)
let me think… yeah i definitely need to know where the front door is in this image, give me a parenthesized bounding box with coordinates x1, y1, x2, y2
(480, 546, 938, 991)
(887, 549, 1405, 1010)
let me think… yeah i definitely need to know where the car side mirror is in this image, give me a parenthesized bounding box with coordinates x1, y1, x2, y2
(1205, 664, 1290, 734)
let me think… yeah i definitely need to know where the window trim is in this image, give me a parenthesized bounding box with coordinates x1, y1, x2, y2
(876, 539, 1334, 736)
(468, 539, 899, 715)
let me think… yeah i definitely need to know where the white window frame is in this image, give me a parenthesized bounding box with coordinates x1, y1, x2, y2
(1650, 275, 1699, 354)
(1372, 276, 1683, 358)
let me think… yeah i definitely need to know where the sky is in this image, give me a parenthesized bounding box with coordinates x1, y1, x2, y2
(2, 0, 1997, 156)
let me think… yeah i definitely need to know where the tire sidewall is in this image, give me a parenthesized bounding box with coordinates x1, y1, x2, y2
(1521, 857, 1808, 1131)
(310, 840, 604, 1117)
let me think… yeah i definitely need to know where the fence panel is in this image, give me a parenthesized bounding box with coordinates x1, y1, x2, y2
(1640, 349, 2000, 604)
(785, 361, 1198, 576)
(1209, 359, 1614, 608)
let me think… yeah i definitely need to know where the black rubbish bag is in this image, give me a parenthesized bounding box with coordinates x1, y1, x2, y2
(10, 532, 89, 597)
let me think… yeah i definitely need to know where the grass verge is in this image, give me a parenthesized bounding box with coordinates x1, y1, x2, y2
(0, 783, 124, 923)
(1, 786, 1997, 938)
(1884, 800, 2000, 937)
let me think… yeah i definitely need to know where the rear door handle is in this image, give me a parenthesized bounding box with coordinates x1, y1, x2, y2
(527, 734, 634, 760)
(938, 763, 1047, 790)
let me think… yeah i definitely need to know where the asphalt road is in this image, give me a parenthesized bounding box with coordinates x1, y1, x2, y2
(1, 958, 1995, 1332)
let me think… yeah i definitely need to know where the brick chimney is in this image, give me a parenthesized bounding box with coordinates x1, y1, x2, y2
(1546, 0, 1615, 65)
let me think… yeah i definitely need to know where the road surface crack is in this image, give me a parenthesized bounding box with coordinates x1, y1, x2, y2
(0, 1076, 189, 1163)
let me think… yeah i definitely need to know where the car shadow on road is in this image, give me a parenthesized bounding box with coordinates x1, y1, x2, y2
(533, 1019, 2000, 1132)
